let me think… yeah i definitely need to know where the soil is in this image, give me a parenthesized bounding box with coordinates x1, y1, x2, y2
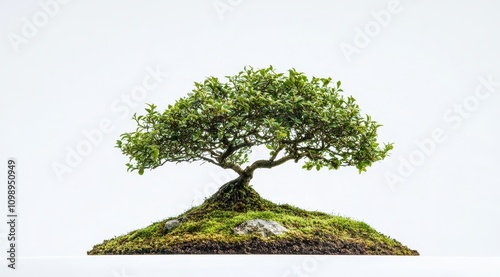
(123, 237, 418, 255)
(90, 230, 419, 255)
(88, 181, 419, 256)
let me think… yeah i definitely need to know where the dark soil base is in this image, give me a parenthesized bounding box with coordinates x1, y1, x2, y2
(89, 183, 419, 255)
(93, 236, 418, 255)
(143, 240, 414, 255)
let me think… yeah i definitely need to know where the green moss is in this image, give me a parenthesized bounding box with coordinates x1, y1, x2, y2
(88, 184, 418, 255)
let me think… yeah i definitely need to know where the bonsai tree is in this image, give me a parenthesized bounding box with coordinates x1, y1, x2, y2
(117, 66, 392, 203)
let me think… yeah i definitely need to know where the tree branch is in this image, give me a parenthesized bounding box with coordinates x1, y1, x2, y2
(220, 162, 244, 175)
(245, 153, 306, 173)
(198, 156, 220, 166)
(217, 141, 254, 163)
(269, 145, 284, 162)
(200, 156, 244, 175)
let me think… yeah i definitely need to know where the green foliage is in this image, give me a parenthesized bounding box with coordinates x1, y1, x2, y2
(117, 66, 393, 176)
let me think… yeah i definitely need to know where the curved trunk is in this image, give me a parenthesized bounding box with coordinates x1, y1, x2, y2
(203, 172, 265, 211)
(211, 174, 252, 200)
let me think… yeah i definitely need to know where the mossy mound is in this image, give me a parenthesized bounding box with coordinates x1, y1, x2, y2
(88, 185, 418, 255)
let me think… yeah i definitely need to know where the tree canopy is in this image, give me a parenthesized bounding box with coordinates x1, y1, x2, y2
(117, 66, 392, 183)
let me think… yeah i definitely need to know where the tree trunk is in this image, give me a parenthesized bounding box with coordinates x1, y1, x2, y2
(204, 172, 265, 211)
(211, 174, 252, 200)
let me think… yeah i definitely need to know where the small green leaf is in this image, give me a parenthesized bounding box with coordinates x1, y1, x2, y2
(152, 148, 159, 159)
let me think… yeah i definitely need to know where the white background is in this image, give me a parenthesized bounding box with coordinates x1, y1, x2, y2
(1, 0, 499, 269)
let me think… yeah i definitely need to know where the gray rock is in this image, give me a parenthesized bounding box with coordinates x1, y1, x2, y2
(233, 219, 288, 238)
(164, 219, 182, 231)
